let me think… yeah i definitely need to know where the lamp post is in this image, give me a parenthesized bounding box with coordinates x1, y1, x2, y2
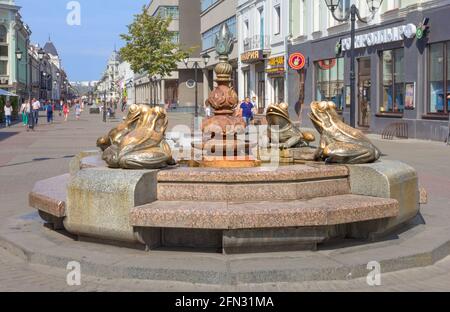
(37, 48, 45, 100)
(183, 53, 211, 118)
(324, 0, 383, 128)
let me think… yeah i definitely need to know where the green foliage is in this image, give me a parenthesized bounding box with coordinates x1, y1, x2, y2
(120, 6, 189, 77)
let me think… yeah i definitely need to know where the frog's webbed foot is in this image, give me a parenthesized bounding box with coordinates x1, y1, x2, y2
(118, 147, 174, 169)
(323, 142, 378, 164)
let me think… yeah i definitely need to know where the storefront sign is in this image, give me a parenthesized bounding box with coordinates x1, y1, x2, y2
(241, 50, 263, 63)
(266, 56, 285, 75)
(288, 53, 306, 70)
(341, 24, 417, 51)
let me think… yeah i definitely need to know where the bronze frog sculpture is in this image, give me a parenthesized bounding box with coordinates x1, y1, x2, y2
(96, 104, 176, 169)
(309, 101, 381, 164)
(266, 103, 315, 149)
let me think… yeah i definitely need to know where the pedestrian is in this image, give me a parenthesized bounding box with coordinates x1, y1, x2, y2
(46, 101, 54, 123)
(31, 98, 41, 126)
(75, 101, 81, 120)
(63, 103, 70, 122)
(19, 100, 29, 127)
(4, 101, 12, 127)
(240, 97, 255, 127)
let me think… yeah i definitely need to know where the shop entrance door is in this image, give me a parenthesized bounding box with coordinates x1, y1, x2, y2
(358, 57, 371, 128)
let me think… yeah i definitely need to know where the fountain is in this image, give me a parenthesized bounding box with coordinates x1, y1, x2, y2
(28, 24, 422, 256)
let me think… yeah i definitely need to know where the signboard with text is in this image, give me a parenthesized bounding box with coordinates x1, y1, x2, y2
(241, 50, 264, 63)
(266, 56, 285, 75)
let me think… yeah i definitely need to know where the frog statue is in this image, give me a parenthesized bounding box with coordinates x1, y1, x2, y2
(266, 103, 315, 149)
(309, 101, 381, 164)
(96, 104, 176, 169)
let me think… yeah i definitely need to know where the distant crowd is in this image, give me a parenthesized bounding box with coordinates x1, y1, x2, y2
(3, 98, 83, 130)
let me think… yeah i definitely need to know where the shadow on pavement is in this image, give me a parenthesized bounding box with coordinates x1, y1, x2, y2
(0, 154, 75, 168)
(0, 132, 20, 142)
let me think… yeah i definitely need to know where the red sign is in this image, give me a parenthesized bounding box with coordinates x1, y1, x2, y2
(288, 53, 306, 70)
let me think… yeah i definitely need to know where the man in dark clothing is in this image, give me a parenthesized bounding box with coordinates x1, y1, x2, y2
(240, 97, 254, 127)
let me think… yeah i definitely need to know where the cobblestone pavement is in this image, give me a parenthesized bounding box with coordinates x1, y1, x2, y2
(1, 110, 450, 292)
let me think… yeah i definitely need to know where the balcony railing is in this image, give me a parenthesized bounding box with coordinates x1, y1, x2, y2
(243, 35, 271, 52)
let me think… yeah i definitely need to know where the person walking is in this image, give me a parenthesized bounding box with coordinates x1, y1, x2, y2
(19, 100, 29, 127)
(240, 97, 254, 127)
(4, 101, 12, 127)
(46, 101, 54, 123)
(63, 102, 70, 122)
(75, 101, 81, 120)
(31, 98, 41, 126)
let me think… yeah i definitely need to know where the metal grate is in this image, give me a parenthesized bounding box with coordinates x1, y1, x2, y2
(382, 122, 409, 140)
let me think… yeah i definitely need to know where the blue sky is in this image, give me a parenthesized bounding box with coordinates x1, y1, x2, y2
(16, 0, 148, 81)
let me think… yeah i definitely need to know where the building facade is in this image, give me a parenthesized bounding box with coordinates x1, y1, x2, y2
(0, 0, 31, 102)
(201, 0, 238, 110)
(135, 0, 204, 110)
(96, 50, 120, 104)
(237, 0, 289, 114)
(287, 0, 450, 141)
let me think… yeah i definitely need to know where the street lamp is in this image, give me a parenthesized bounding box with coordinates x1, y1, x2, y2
(324, 0, 383, 128)
(184, 53, 211, 118)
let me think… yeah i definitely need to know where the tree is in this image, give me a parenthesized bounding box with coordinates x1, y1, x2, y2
(120, 6, 189, 77)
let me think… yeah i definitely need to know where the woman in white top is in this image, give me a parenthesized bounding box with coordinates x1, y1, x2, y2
(19, 101, 30, 127)
(4, 102, 12, 127)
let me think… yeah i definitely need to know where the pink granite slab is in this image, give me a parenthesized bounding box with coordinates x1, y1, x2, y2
(130, 195, 399, 230)
(157, 164, 349, 183)
(29, 174, 69, 217)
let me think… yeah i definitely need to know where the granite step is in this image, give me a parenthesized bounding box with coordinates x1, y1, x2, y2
(156, 164, 351, 201)
(130, 195, 400, 230)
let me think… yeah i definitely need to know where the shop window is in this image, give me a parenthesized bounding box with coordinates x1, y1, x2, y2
(315, 58, 345, 110)
(272, 77, 284, 104)
(380, 49, 405, 113)
(428, 42, 450, 115)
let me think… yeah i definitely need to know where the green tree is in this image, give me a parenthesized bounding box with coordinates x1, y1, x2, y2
(120, 6, 189, 77)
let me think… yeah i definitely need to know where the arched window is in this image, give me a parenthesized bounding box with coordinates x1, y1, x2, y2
(0, 25, 8, 43)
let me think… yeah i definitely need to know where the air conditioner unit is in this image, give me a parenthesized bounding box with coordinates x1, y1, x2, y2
(0, 78, 8, 85)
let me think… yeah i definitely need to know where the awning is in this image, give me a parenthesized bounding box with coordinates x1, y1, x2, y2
(0, 89, 18, 97)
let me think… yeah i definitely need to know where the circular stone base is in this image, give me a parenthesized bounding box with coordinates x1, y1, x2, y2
(199, 158, 262, 168)
(1, 212, 449, 285)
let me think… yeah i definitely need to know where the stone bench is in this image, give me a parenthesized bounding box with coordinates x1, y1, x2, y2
(29, 174, 69, 230)
(130, 195, 399, 254)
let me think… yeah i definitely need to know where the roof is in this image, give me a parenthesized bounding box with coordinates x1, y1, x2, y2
(43, 41, 58, 57)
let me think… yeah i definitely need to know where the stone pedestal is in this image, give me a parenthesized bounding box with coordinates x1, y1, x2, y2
(65, 168, 158, 243)
(346, 160, 420, 239)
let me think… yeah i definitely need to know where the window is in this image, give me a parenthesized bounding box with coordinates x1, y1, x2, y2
(315, 58, 345, 110)
(154, 6, 179, 19)
(428, 42, 450, 115)
(171, 32, 180, 44)
(0, 45, 7, 57)
(0, 26, 7, 43)
(0, 60, 7, 75)
(243, 70, 250, 98)
(201, 0, 219, 12)
(201, 16, 236, 51)
(272, 77, 285, 104)
(381, 49, 405, 113)
(243, 20, 249, 39)
(273, 6, 281, 35)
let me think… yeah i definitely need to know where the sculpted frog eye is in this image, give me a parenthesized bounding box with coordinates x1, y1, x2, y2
(319, 101, 328, 112)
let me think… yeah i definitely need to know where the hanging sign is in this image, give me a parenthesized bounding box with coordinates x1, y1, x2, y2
(288, 52, 306, 70)
(241, 50, 264, 63)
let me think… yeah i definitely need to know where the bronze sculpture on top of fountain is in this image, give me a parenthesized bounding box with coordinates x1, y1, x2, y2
(96, 104, 176, 169)
(309, 101, 381, 164)
(196, 23, 258, 168)
(266, 103, 315, 149)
